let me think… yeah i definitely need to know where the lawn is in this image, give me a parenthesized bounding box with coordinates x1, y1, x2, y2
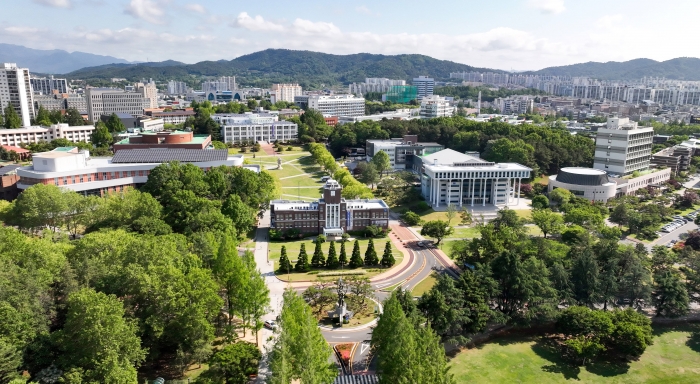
(411, 274, 437, 296)
(533, 175, 550, 185)
(268, 238, 403, 282)
(449, 323, 700, 383)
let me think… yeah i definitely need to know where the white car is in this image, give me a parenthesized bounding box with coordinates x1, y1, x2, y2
(264, 320, 278, 331)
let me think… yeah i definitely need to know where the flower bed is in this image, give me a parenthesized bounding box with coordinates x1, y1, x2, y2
(335, 343, 353, 367)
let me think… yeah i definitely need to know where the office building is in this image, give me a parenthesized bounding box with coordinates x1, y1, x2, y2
(349, 78, 406, 95)
(30, 76, 68, 95)
(593, 117, 654, 176)
(17, 147, 256, 197)
(34, 93, 88, 114)
(150, 110, 196, 124)
(0, 63, 34, 127)
(66, 94, 87, 114)
(138, 118, 164, 132)
(114, 131, 211, 152)
(419, 95, 454, 118)
(270, 179, 389, 237)
(494, 97, 534, 115)
(412, 76, 434, 99)
(86, 88, 148, 123)
(306, 94, 365, 117)
(0, 165, 21, 201)
(366, 135, 444, 170)
(214, 112, 298, 144)
(167, 80, 189, 95)
(271, 84, 302, 103)
(651, 145, 693, 174)
(414, 148, 532, 208)
(385, 86, 417, 104)
(0, 124, 94, 146)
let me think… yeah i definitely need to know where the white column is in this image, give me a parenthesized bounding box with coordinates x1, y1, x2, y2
(482, 178, 486, 206)
(447, 179, 451, 207)
(470, 178, 475, 207)
(517, 178, 521, 204)
(459, 178, 464, 207)
(436, 179, 440, 208)
(507, 178, 512, 206)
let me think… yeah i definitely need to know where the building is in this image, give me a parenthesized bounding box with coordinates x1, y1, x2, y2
(214, 112, 298, 144)
(548, 168, 618, 202)
(136, 80, 158, 109)
(0, 63, 34, 127)
(34, 94, 66, 112)
(0, 124, 94, 146)
(86, 88, 148, 123)
(324, 116, 339, 127)
(366, 135, 444, 170)
(494, 97, 534, 115)
(414, 148, 532, 207)
(412, 76, 434, 99)
(306, 95, 365, 117)
(17, 147, 255, 197)
(66, 94, 87, 114)
(149, 110, 196, 124)
(0, 164, 21, 201)
(138, 118, 164, 132)
(100, 112, 138, 130)
(385, 86, 417, 104)
(113, 131, 211, 152)
(593, 117, 654, 176)
(348, 78, 406, 95)
(1, 145, 31, 160)
(651, 146, 693, 174)
(167, 80, 188, 95)
(419, 95, 454, 118)
(30, 76, 68, 95)
(338, 109, 418, 125)
(270, 179, 389, 236)
(270, 84, 302, 103)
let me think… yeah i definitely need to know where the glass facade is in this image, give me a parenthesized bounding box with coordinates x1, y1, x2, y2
(385, 86, 417, 104)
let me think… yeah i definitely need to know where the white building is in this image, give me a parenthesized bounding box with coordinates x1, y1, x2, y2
(0, 124, 95, 146)
(348, 78, 406, 95)
(270, 84, 302, 103)
(30, 76, 68, 95)
(593, 117, 654, 176)
(0, 63, 34, 127)
(416, 148, 532, 207)
(151, 110, 196, 124)
(85, 88, 148, 123)
(413, 76, 435, 99)
(307, 94, 365, 117)
(139, 118, 164, 132)
(213, 112, 298, 144)
(419, 95, 454, 118)
(167, 80, 189, 95)
(338, 109, 418, 124)
(136, 80, 158, 109)
(494, 97, 534, 114)
(548, 168, 618, 202)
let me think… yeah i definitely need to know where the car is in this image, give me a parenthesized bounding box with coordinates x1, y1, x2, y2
(416, 241, 426, 247)
(321, 176, 330, 182)
(264, 320, 277, 330)
(673, 215, 684, 220)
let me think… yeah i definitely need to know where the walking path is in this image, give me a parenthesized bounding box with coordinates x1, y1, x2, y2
(258, 141, 278, 156)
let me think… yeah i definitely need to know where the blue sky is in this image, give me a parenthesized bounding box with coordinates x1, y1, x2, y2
(2, 0, 698, 70)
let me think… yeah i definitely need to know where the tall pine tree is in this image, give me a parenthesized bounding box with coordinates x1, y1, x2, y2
(380, 241, 395, 268)
(278, 245, 293, 275)
(338, 241, 348, 269)
(311, 238, 326, 268)
(365, 238, 379, 266)
(3, 105, 21, 128)
(295, 243, 310, 272)
(349, 240, 363, 268)
(326, 241, 339, 269)
(652, 270, 690, 318)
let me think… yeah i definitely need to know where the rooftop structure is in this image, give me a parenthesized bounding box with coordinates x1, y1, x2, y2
(113, 131, 212, 152)
(338, 109, 418, 125)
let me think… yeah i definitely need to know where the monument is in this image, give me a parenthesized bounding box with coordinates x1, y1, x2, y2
(277, 156, 282, 170)
(327, 278, 353, 327)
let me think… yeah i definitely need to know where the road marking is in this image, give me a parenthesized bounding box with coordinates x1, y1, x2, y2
(361, 343, 369, 354)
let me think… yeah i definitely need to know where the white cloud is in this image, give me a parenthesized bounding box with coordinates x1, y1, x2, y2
(32, 0, 72, 8)
(291, 19, 341, 36)
(4, 26, 45, 35)
(527, 0, 565, 14)
(231, 12, 284, 32)
(355, 6, 371, 15)
(124, 0, 166, 25)
(185, 3, 206, 14)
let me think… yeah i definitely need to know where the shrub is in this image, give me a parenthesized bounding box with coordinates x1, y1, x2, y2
(287, 146, 293, 151)
(401, 211, 421, 226)
(415, 201, 430, 212)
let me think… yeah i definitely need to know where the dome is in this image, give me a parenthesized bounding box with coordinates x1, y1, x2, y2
(555, 167, 610, 186)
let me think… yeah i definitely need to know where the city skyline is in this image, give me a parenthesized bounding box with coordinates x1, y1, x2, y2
(1, 0, 699, 71)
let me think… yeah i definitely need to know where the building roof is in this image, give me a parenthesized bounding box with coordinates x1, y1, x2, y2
(555, 167, 611, 186)
(421, 148, 532, 172)
(422, 148, 489, 166)
(112, 149, 228, 163)
(1, 145, 29, 153)
(0, 164, 21, 175)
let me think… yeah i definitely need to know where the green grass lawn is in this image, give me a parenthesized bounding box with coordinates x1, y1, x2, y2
(411, 274, 437, 296)
(533, 175, 550, 185)
(449, 323, 700, 383)
(268, 238, 403, 282)
(279, 187, 322, 199)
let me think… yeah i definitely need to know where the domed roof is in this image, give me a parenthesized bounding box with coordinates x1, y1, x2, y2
(555, 167, 610, 186)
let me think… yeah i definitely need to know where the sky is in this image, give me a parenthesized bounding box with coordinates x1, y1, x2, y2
(1, 0, 699, 70)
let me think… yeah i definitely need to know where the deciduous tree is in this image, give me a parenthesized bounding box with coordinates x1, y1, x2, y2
(421, 220, 453, 245)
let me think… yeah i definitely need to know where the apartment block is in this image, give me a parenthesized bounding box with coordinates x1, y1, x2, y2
(270, 83, 302, 103)
(0, 63, 34, 127)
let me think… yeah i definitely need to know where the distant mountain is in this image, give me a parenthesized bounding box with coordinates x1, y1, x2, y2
(64, 49, 502, 88)
(528, 57, 700, 80)
(0, 43, 134, 74)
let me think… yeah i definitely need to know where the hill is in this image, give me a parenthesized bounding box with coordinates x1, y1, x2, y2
(0, 43, 132, 74)
(529, 57, 700, 80)
(64, 49, 501, 88)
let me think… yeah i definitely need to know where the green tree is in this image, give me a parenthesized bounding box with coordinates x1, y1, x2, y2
(570, 246, 600, 306)
(371, 150, 392, 178)
(55, 288, 145, 383)
(311, 238, 326, 268)
(0, 340, 21, 383)
(550, 188, 573, 205)
(104, 113, 125, 133)
(364, 238, 379, 266)
(652, 270, 689, 318)
(34, 105, 52, 126)
(278, 246, 293, 275)
(401, 211, 421, 226)
(349, 240, 363, 268)
(3, 105, 21, 128)
(65, 108, 84, 126)
(295, 243, 310, 272)
(326, 241, 339, 269)
(221, 194, 257, 237)
(8, 183, 68, 234)
(357, 162, 379, 188)
(380, 241, 395, 268)
(421, 220, 454, 245)
(531, 208, 564, 238)
(531, 194, 549, 210)
(445, 204, 458, 226)
(338, 241, 348, 269)
(240, 252, 270, 344)
(90, 122, 112, 148)
(206, 342, 261, 384)
(213, 234, 249, 328)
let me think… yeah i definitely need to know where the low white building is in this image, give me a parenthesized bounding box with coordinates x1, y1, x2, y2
(548, 168, 618, 202)
(0, 124, 95, 146)
(307, 94, 365, 117)
(419, 95, 454, 118)
(139, 118, 164, 132)
(338, 109, 419, 124)
(213, 112, 298, 144)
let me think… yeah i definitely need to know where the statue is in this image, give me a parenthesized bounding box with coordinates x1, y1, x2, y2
(337, 277, 346, 308)
(277, 156, 282, 170)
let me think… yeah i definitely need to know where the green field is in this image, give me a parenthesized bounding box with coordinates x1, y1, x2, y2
(449, 323, 700, 383)
(411, 274, 437, 296)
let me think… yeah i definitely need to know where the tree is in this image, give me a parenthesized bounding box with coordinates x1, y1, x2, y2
(531, 195, 549, 210)
(401, 211, 421, 226)
(570, 247, 600, 306)
(295, 243, 310, 272)
(278, 246, 293, 275)
(3, 105, 21, 128)
(609, 203, 629, 226)
(380, 241, 395, 268)
(8, 183, 68, 234)
(531, 208, 564, 238)
(364, 238, 379, 266)
(445, 204, 458, 226)
(104, 113, 125, 133)
(349, 240, 363, 268)
(311, 238, 326, 268)
(421, 220, 453, 245)
(338, 241, 348, 269)
(240, 253, 270, 345)
(550, 188, 573, 205)
(55, 288, 145, 383)
(0, 340, 21, 383)
(64, 108, 85, 126)
(34, 105, 52, 126)
(206, 342, 261, 384)
(458, 207, 472, 226)
(221, 194, 257, 237)
(326, 241, 339, 269)
(652, 270, 689, 318)
(357, 162, 379, 188)
(371, 150, 392, 178)
(90, 122, 112, 148)
(214, 235, 250, 329)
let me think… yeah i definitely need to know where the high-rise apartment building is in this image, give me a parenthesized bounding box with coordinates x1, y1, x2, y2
(593, 117, 654, 176)
(419, 95, 454, 118)
(270, 84, 302, 103)
(412, 76, 435, 99)
(85, 88, 147, 123)
(30, 76, 68, 95)
(0, 63, 34, 127)
(136, 80, 158, 109)
(167, 80, 188, 95)
(306, 94, 365, 117)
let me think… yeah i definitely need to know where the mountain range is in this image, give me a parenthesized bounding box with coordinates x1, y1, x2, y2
(527, 57, 700, 81)
(0, 43, 133, 74)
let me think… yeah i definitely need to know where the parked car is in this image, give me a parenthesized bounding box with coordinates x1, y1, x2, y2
(264, 320, 278, 331)
(321, 176, 330, 182)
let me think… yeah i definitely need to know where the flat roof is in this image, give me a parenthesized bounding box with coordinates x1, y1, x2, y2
(112, 148, 228, 163)
(0, 165, 21, 175)
(559, 167, 607, 176)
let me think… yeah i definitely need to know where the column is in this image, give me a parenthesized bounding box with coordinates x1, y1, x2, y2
(471, 178, 475, 207)
(459, 178, 464, 207)
(447, 179, 451, 207)
(517, 178, 521, 204)
(435, 179, 440, 208)
(507, 178, 511, 206)
(482, 178, 486, 206)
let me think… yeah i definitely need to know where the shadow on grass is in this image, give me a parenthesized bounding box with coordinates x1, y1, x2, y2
(531, 338, 582, 380)
(585, 359, 630, 377)
(686, 331, 700, 353)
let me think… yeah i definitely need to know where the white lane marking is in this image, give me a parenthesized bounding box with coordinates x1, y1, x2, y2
(361, 343, 369, 354)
